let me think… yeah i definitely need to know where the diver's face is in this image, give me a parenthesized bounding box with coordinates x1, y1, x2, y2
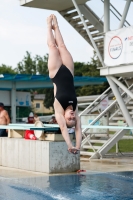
(64, 110, 76, 127)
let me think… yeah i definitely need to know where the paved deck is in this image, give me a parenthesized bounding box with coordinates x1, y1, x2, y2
(0, 157, 133, 179)
(81, 157, 133, 172)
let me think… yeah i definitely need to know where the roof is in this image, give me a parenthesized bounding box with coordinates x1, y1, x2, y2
(0, 74, 107, 90)
(33, 94, 45, 100)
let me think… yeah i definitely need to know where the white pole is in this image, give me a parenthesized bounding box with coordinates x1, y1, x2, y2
(11, 82, 16, 123)
(119, 0, 131, 28)
(116, 142, 118, 154)
(104, 0, 110, 32)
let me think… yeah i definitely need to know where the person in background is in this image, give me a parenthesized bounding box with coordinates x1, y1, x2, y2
(34, 113, 40, 123)
(0, 102, 10, 137)
(49, 114, 57, 124)
(28, 112, 34, 124)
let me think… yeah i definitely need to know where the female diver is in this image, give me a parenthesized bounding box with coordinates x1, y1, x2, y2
(47, 14, 82, 154)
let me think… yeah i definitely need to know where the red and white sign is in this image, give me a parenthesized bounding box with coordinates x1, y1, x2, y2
(100, 97, 108, 111)
(104, 26, 133, 66)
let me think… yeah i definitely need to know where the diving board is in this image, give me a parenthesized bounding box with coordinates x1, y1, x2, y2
(1, 123, 132, 130)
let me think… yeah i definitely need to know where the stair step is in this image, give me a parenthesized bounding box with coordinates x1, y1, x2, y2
(83, 145, 101, 150)
(126, 106, 133, 109)
(64, 11, 78, 18)
(80, 151, 94, 156)
(80, 27, 98, 36)
(75, 21, 93, 29)
(109, 123, 120, 126)
(118, 112, 133, 115)
(112, 117, 125, 121)
(90, 140, 107, 143)
(91, 134, 109, 138)
(128, 101, 133, 104)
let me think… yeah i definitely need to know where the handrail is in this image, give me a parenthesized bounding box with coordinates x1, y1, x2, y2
(109, 85, 133, 121)
(79, 77, 123, 116)
(81, 83, 133, 146)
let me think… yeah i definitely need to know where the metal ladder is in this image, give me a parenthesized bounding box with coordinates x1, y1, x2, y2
(60, 3, 104, 57)
(80, 80, 133, 158)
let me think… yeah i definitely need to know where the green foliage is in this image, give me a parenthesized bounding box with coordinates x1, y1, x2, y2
(74, 53, 109, 96)
(0, 64, 16, 74)
(15, 51, 49, 75)
(16, 107, 32, 118)
(36, 54, 49, 75)
(43, 88, 54, 109)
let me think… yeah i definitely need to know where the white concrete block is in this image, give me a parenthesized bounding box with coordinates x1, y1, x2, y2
(6, 138, 14, 168)
(1, 139, 80, 173)
(29, 140, 36, 171)
(35, 141, 42, 172)
(49, 142, 80, 173)
(19, 139, 31, 170)
(18, 139, 25, 169)
(13, 139, 19, 168)
(1, 138, 7, 166)
(41, 142, 49, 173)
(23, 140, 30, 170)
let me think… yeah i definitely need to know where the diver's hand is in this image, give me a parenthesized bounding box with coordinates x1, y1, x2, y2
(68, 147, 80, 154)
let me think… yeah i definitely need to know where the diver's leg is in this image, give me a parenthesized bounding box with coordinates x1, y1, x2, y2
(47, 15, 62, 78)
(52, 15, 74, 76)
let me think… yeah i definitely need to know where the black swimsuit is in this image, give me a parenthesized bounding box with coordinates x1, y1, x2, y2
(51, 65, 77, 111)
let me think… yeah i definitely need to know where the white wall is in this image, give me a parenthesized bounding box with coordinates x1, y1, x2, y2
(0, 91, 10, 106)
(0, 91, 31, 106)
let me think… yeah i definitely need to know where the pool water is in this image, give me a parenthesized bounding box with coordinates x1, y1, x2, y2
(0, 171, 133, 200)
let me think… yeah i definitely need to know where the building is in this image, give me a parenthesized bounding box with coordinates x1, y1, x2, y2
(32, 94, 53, 114)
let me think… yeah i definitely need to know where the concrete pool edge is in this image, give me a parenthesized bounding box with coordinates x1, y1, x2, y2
(0, 138, 80, 174)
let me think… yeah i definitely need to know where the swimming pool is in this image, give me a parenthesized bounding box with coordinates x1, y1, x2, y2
(0, 171, 133, 200)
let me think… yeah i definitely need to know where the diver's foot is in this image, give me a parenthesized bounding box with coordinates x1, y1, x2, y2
(47, 15, 53, 28)
(52, 14, 59, 29)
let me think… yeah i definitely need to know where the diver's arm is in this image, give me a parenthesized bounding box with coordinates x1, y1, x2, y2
(55, 112, 73, 149)
(75, 107, 82, 149)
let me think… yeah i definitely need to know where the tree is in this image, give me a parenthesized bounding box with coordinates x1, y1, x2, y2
(0, 64, 16, 74)
(36, 54, 49, 75)
(16, 51, 37, 74)
(44, 88, 54, 109)
(74, 52, 109, 96)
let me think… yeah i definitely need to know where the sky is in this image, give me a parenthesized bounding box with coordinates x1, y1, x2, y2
(0, 0, 133, 69)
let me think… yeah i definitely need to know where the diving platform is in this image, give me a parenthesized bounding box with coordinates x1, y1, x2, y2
(20, 0, 88, 11)
(100, 64, 133, 77)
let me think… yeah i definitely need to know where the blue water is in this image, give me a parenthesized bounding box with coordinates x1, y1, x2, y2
(0, 171, 133, 200)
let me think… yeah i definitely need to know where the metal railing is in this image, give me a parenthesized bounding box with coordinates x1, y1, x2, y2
(101, 0, 130, 27)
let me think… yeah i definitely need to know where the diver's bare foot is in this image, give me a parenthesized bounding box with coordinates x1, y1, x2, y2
(52, 14, 58, 29)
(47, 15, 53, 28)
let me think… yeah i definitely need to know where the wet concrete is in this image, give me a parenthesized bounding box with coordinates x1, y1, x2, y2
(0, 157, 133, 179)
(81, 157, 133, 172)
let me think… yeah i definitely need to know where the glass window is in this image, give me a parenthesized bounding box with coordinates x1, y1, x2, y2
(36, 103, 40, 108)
